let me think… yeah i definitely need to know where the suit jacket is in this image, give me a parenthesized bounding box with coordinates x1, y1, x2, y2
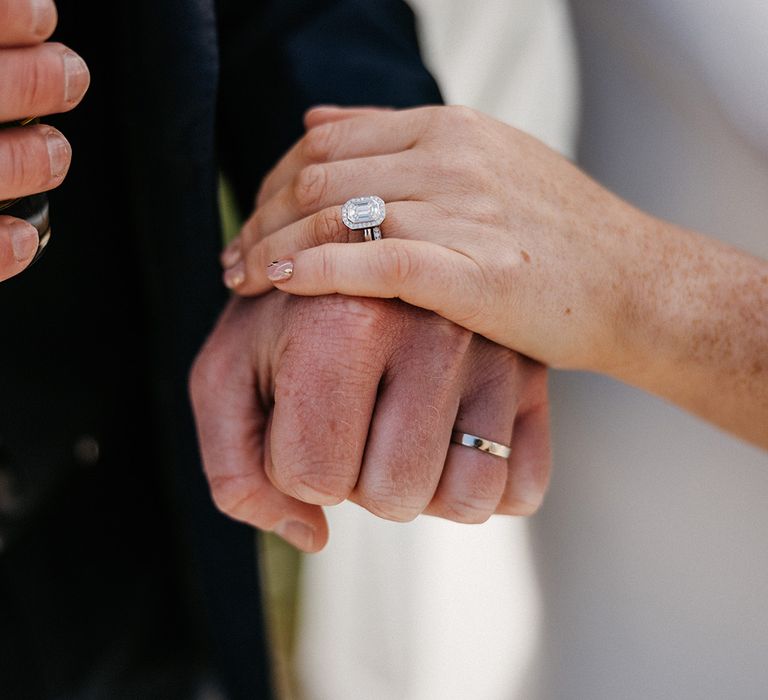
(0, 1, 441, 698)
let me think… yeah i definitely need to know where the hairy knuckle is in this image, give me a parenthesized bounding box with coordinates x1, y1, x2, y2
(294, 163, 329, 214)
(290, 294, 396, 346)
(359, 466, 433, 523)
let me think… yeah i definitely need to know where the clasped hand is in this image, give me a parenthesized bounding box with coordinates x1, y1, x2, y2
(190, 107, 554, 552)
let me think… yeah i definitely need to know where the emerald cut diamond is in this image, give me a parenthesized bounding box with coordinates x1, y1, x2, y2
(341, 196, 386, 230)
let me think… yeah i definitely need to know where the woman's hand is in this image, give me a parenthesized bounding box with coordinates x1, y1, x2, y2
(223, 105, 647, 373)
(223, 105, 768, 448)
(0, 0, 90, 281)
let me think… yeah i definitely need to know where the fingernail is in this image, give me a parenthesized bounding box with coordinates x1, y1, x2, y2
(274, 520, 315, 551)
(10, 223, 39, 262)
(266, 260, 294, 282)
(223, 261, 245, 289)
(62, 50, 90, 105)
(31, 0, 55, 36)
(46, 131, 71, 179)
(221, 239, 242, 268)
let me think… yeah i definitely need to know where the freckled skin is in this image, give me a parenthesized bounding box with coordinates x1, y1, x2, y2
(248, 106, 768, 449)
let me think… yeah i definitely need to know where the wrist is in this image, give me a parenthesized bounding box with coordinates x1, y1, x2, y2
(600, 215, 713, 391)
(559, 203, 655, 378)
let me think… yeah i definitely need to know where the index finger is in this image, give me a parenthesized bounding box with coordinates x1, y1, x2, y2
(0, 0, 57, 47)
(256, 107, 431, 207)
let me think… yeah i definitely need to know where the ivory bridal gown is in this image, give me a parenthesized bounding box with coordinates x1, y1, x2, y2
(297, 1, 768, 698)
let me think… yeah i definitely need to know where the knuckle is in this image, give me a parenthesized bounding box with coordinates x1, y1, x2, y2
(362, 492, 422, 523)
(302, 123, 338, 163)
(208, 474, 267, 521)
(497, 497, 543, 517)
(20, 47, 61, 110)
(446, 104, 482, 128)
(435, 464, 507, 523)
(188, 349, 213, 408)
(188, 341, 231, 409)
(376, 242, 415, 289)
(358, 466, 434, 523)
(441, 497, 494, 524)
(432, 486, 500, 523)
(427, 150, 471, 183)
(289, 293, 397, 346)
(310, 208, 345, 246)
(294, 163, 329, 215)
(240, 212, 263, 248)
(281, 464, 355, 505)
(2, 133, 38, 191)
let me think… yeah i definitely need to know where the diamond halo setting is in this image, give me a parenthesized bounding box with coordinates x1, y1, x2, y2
(341, 196, 386, 233)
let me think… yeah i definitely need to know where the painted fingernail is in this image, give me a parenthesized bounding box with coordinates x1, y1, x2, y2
(10, 222, 39, 262)
(221, 239, 242, 268)
(266, 260, 293, 282)
(31, 0, 55, 36)
(46, 131, 71, 179)
(274, 520, 315, 551)
(62, 50, 90, 105)
(223, 261, 245, 289)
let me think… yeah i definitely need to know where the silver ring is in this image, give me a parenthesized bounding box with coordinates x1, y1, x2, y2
(451, 430, 512, 459)
(341, 195, 386, 241)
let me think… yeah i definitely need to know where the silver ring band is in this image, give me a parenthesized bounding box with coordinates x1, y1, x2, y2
(342, 195, 386, 241)
(451, 430, 512, 459)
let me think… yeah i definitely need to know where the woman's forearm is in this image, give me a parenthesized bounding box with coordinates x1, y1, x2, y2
(607, 215, 768, 447)
(223, 105, 767, 449)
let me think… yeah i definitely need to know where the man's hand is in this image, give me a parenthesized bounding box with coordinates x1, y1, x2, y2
(190, 291, 551, 552)
(0, 0, 89, 281)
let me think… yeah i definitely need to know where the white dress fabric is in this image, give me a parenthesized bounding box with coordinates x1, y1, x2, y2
(297, 1, 768, 699)
(525, 2, 768, 699)
(295, 2, 579, 699)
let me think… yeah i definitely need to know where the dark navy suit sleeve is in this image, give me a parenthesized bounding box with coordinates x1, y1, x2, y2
(216, 0, 443, 214)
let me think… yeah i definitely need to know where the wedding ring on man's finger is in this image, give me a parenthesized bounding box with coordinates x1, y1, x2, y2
(451, 430, 512, 460)
(341, 195, 386, 241)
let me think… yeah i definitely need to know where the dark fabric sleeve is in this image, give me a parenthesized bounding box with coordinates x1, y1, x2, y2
(216, 0, 443, 214)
